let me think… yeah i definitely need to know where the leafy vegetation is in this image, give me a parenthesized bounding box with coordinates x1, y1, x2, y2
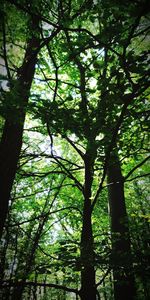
(0, 1, 150, 299)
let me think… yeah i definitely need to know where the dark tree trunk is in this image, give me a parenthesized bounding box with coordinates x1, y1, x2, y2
(0, 16, 40, 238)
(107, 150, 136, 300)
(80, 208, 96, 300)
(80, 153, 97, 300)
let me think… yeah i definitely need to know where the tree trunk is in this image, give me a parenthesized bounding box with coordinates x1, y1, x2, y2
(80, 153, 97, 300)
(107, 149, 136, 300)
(0, 16, 40, 238)
(80, 208, 96, 300)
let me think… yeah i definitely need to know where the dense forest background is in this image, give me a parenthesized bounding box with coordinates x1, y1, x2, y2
(0, 0, 150, 299)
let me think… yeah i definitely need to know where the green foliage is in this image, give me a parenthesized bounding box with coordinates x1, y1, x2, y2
(0, 0, 149, 299)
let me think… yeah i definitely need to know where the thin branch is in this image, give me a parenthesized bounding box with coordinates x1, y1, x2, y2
(96, 268, 111, 288)
(46, 46, 59, 102)
(18, 170, 65, 178)
(124, 155, 150, 180)
(34, 76, 80, 89)
(52, 156, 83, 192)
(65, 136, 85, 159)
(21, 152, 83, 169)
(1, 280, 79, 294)
(38, 65, 64, 102)
(46, 123, 84, 192)
(123, 1, 149, 54)
(2, 18, 12, 84)
(125, 172, 150, 182)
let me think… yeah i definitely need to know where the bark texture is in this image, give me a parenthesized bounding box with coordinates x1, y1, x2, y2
(107, 150, 136, 300)
(80, 152, 97, 300)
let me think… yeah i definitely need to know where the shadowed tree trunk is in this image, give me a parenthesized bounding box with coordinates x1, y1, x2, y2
(107, 149, 136, 300)
(80, 151, 97, 300)
(0, 16, 41, 239)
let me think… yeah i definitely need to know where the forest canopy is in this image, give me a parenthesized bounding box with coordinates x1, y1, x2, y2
(0, 0, 150, 299)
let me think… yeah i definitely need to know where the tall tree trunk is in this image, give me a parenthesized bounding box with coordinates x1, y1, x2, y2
(107, 149, 136, 300)
(0, 16, 40, 238)
(80, 153, 97, 300)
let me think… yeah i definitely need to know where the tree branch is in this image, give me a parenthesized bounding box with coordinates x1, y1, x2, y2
(125, 172, 150, 182)
(96, 268, 111, 288)
(1, 280, 79, 294)
(124, 155, 150, 180)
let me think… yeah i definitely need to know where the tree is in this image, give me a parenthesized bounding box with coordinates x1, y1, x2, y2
(107, 149, 136, 300)
(0, 3, 41, 238)
(0, 0, 61, 238)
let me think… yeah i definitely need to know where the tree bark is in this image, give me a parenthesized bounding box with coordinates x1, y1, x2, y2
(107, 149, 136, 300)
(80, 152, 97, 300)
(0, 16, 40, 238)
